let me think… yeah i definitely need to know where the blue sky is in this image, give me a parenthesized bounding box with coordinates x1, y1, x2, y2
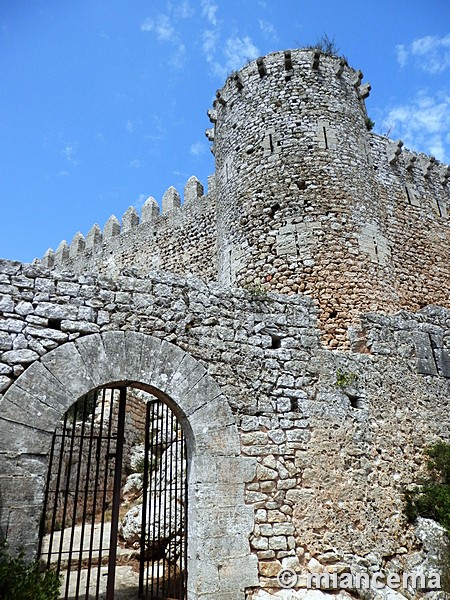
(1, 0, 449, 263)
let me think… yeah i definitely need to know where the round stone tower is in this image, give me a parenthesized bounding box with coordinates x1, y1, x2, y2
(209, 48, 399, 347)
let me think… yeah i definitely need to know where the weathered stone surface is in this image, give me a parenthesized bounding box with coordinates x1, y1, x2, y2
(2, 349, 39, 364)
(1, 48, 450, 598)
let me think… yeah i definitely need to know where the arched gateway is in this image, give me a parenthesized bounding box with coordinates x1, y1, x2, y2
(0, 331, 258, 599)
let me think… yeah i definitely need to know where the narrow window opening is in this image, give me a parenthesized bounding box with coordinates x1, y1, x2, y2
(269, 203, 281, 217)
(349, 396, 363, 409)
(269, 134, 274, 153)
(405, 186, 411, 205)
(297, 180, 307, 190)
(329, 310, 337, 319)
(322, 127, 328, 150)
(270, 334, 282, 349)
(436, 200, 443, 218)
(290, 398, 299, 412)
(48, 318, 62, 330)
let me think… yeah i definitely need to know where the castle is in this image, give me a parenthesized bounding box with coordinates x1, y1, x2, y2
(1, 48, 450, 599)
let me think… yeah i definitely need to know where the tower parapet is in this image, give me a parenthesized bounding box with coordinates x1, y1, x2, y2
(209, 48, 450, 347)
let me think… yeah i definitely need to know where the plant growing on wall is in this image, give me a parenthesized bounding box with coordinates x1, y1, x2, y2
(335, 369, 358, 388)
(0, 541, 61, 600)
(404, 442, 450, 594)
(306, 33, 341, 57)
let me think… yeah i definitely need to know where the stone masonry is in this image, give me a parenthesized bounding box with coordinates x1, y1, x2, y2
(1, 48, 450, 600)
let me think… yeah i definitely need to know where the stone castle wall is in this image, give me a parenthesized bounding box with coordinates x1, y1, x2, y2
(3, 46, 450, 597)
(41, 175, 218, 281)
(36, 50, 450, 351)
(1, 258, 450, 595)
(211, 49, 450, 348)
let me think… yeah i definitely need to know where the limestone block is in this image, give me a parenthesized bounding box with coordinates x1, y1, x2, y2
(414, 332, 438, 376)
(217, 554, 259, 589)
(189, 395, 235, 432)
(166, 349, 207, 391)
(0, 375, 11, 392)
(40, 342, 96, 405)
(195, 423, 241, 457)
(421, 156, 436, 178)
(162, 186, 181, 213)
(85, 223, 103, 249)
(440, 165, 450, 184)
(141, 196, 160, 223)
(2, 349, 39, 364)
(55, 240, 69, 265)
(35, 301, 78, 320)
(121, 206, 139, 232)
(0, 417, 52, 453)
(359, 82, 371, 99)
(0, 383, 60, 432)
(335, 57, 347, 77)
(184, 176, 204, 203)
(405, 184, 421, 207)
(317, 120, 337, 150)
(103, 214, 121, 238)
(358, 224, 391, 266)
(387, 140, 403, 165)
(13, 360, 69, 411)
(42, 248, 55, 268)
(99, 330, 127, 382)
(69, 232, 85, 259)
(180, 372, 223, 417)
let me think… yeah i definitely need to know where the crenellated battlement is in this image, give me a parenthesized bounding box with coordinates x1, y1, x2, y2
(39, 174, 218, 280)
(22, 47, 450, 348)
(206, 48, 449, 347)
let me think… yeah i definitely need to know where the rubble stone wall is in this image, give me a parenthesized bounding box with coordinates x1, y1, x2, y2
(211, 49, 450, 348)
(34, 51, 450, 352)
(40, 177, 218, 282)
(1, 258, 450, 596)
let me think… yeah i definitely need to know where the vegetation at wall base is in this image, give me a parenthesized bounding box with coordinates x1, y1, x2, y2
(404, 442, 450, 595)
(0, 541, 61, 600)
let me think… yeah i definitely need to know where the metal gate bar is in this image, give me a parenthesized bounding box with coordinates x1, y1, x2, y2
(39, 387, 187, 599)
(139, 398, 187, 599)
(106, 386, 126, 600)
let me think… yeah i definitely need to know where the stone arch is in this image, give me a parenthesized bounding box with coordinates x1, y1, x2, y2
(0, 331, 259, 598)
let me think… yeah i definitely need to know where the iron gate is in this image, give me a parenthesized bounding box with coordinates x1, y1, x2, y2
(38, 386, 187, 599)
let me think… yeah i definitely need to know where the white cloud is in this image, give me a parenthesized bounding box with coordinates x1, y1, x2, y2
(62, 144, 79, 165)
(129, 159, 141, 168)
(155, 15, 176, 42)
(201, 0, 218, 26)
(141, 18, 154, 32)
(204, 33, 259, 79)
(222, 35, 259, 73)
(190, 141, 207, 156)
(382, 90, 450, 162)
(141, 15, 176, 42)
(172, 1, 194, 19)
(396, 34, 450, 74)
(126, 120, 134, 134)
(57, 171, 69, 177)
(259, 19, 278, 42)
(202, 29, 218, 55)
(395, 44, 408, 68)
(141, 13, 186, 68)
